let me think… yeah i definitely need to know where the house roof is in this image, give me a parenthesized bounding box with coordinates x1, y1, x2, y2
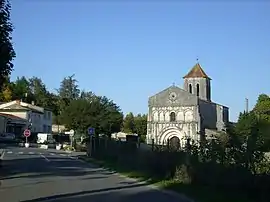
(183, 63, 211, 79)
(0, 100, 44, 113)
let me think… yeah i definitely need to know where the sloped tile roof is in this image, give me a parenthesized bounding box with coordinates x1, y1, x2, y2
(183, 63, 211, 79)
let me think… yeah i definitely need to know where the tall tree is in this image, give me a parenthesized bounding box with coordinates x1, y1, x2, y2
(134, 114, 147, 136)
(122, 112, 135, 133)
(58, 74, 80, 100)
(28, 77, 49, 107)
(60, 96, 123, 135)
(0, 0, 16, 89)
(11, 76, 33, 102)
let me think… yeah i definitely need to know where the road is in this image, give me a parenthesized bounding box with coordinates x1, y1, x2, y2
(0, 145, 191, 202)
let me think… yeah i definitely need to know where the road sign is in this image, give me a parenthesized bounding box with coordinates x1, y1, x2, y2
(88, 127, 95, 135)
(24, 129, 31, 138)
(70, 129, 75, 136)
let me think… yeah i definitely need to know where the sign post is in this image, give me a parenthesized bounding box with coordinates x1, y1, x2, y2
(24, 129, 31, 148)
(70, 129, 75, 148)
(88, 127, 95, 157)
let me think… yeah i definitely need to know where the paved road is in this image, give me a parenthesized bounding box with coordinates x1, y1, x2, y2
(0, 145, 190, 202)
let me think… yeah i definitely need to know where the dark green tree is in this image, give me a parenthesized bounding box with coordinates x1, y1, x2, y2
(11, 76, 34, 102)
(122, 112, 135, 133)
(58, 74, 80, 100)
(0, 0, 16, 89)
(60, 95, 123, 136)
(28, 77, 50, 107)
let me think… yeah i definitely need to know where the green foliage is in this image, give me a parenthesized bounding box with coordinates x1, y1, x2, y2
(122, 112, 135, 133)
(122, 112, 147, 137)
(0, 0, 16, 89)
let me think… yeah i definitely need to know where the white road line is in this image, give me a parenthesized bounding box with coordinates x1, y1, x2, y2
(49, 153, 55, 155)
(60, 154, 66, 156)
(0, 150, 5, 159)
(18, 152, 23, 154)
(29, 152, 34, 154)
(7, 151, 12, 154)
(40, 154, 50, 162)
(69, 156, 78, 160)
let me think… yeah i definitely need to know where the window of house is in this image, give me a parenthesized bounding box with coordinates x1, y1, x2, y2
(189, 84, 192, 94)
(170, 112, 176, 122)
(196, 84, 200, 96)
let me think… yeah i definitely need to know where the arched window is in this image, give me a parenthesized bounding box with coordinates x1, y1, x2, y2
(189, 84, 192, 94)
(170, 112, 176, 122)
(196, 83, 200, 96)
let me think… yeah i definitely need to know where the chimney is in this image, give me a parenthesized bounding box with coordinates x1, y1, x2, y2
(31, 101, 35, 105)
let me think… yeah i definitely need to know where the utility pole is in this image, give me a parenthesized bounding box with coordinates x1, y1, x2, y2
(245, 98, 249, 113)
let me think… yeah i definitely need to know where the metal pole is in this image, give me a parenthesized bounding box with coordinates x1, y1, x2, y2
(89, 136, 92, 157)
(245, 98, 249, 113)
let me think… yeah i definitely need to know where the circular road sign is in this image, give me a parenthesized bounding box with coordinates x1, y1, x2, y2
(24, 129, 31, 137)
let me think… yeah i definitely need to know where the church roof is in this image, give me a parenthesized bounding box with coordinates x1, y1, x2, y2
(183, 63, 211, 79)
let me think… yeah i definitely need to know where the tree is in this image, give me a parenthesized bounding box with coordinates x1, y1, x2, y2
(58, 74, 80, 100)
(28, 77, 51, 107)
(0, 0, 16, 89)
(253, 94, 270, 150)
(122, 112, 135, 133)
(11, 76, 32, 102)
(134, 114, 147, 142)
(134, 114, 147, 135)
(60, 95, 123, 136)
(1, 83, 12, 101)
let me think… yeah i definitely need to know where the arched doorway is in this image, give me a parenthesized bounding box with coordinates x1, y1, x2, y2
(169, 136, 181, 150)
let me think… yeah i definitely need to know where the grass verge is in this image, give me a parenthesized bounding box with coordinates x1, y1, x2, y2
(79, 155, 253, 202)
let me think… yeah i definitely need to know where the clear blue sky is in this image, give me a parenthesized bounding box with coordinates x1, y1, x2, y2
(10, 0, 270, 121)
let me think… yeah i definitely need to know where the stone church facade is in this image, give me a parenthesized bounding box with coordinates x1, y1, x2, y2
(146, 63, 229, 148)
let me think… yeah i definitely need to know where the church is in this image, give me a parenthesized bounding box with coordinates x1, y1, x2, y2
(146, 62, 229, 148)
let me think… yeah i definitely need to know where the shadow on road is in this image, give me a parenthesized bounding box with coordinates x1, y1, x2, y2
(0, 156, 114, 181)
(20, 183, 165, 202)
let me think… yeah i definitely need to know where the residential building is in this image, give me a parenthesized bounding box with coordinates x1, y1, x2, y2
(0, 100, 53, 135)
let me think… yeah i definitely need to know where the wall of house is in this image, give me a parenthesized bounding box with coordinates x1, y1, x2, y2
(0, 116, 6, 133)
(31, 110, 52, 133)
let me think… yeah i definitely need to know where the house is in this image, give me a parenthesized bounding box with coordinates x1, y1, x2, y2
(147, 62, 229, 148)
(0, 100, 53, 135)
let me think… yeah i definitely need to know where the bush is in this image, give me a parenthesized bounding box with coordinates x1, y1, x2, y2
(87, 137, 270, 202)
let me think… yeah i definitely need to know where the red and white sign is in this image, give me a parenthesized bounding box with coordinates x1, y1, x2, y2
(24, 129, 31, 137)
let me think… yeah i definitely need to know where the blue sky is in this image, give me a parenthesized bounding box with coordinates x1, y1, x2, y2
(10, 0, 270, 121)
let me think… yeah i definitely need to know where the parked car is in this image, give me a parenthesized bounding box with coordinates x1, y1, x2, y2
(0, 133, 15, 140)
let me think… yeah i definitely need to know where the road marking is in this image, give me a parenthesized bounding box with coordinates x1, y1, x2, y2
(40, 154, 50, 162)
(18, 152, 23, 154)
(29, 152, 34, 154)
(49, 153, 55, 155)
(7, 151, 12, 154)
(60, 154, 66, 156)
(0, 150, 5, 159)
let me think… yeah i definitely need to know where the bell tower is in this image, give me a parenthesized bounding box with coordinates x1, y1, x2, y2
(183, 62, 211, 101)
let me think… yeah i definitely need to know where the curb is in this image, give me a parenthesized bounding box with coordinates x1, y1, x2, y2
(78, 156, 194, 202)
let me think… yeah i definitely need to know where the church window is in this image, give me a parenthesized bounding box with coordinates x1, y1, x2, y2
(170, 112, 176, 122)
(196, 84, 200, 96)
(189, 84, 192, 94)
